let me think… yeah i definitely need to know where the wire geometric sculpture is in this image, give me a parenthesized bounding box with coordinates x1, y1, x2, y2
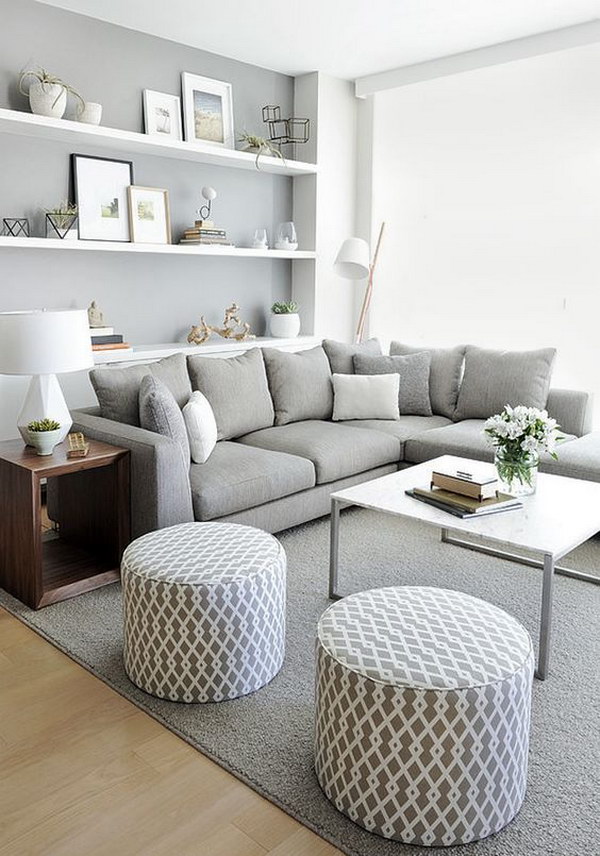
(3, 218, 29, 237)
(262, 105, 310, 146)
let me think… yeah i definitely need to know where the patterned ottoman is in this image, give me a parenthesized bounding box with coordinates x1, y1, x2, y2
(315, 586, 533, 847)
(121, 522, 286, 703)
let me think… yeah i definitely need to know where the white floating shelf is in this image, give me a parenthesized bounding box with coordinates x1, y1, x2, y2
(0, 236, 316, 259)
(0, 108, 318, 176)
(93, 336, 321, 365)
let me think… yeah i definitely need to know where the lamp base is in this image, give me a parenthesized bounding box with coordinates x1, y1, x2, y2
(18, 374, 72, 444)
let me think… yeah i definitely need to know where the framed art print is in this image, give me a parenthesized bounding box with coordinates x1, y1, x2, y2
(181, 72, 234, 147)
(72, 154, 134, 242)
(127, 186, 171, 244)
(143, 90, 182, 140)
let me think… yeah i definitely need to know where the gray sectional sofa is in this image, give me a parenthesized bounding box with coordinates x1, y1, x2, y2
(67, 339, 599, 539)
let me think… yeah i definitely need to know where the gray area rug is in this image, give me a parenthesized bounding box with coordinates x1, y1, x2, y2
(2, 508, 599, 855)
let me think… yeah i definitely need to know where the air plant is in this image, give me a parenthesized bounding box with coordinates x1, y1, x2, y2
(45, 200, 78, 230)
(238, 132, 285, 169)
(19, 67, 85, 112)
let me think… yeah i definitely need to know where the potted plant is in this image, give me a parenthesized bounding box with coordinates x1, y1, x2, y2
(19, 67, 85, 119)
(483, 405, 563, 496)
(45, 201, 78, 240)
(238, 132, 285, 169)
(269, 301, 300, 338)
(26, 418, 62, 456)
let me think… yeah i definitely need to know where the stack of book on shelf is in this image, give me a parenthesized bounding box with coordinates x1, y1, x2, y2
(406, 463, 523, 518)
(179, 219, 233, 246)
(90, 326, 133, 355)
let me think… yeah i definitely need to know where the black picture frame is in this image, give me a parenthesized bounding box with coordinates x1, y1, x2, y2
(71, 154, 134, 242)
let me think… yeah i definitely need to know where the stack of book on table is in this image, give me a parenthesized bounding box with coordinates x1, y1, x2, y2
(90, 326, 133, 355)
(406, 462, 523, 518)
(179, 219, 233, 246)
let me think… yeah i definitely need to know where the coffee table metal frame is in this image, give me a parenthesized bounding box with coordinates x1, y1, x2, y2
(328, 456, 600, 681)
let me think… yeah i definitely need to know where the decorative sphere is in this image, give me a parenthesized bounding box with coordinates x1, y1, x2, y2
(202, 186, 217, 201)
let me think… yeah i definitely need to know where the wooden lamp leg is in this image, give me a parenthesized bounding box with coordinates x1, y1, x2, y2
(355, 221, 385, 343)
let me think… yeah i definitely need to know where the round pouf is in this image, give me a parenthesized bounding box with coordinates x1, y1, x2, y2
(122, 522, 286, 703)
(315, 586, 533, 847)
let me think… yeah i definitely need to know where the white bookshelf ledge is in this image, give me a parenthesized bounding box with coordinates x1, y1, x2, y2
(92, 336, 320, 365)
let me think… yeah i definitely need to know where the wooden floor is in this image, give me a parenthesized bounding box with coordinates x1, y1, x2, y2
(0, 607, 343, 856)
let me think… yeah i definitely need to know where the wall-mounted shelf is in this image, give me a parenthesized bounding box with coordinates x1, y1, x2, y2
(0, 236, 316, 259)
(93, 336, 321, 365)
(0, 108, 318, 176)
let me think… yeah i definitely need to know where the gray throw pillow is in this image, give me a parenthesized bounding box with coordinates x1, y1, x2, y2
(90, 352, 192, 426)
(353, 352, 432, 416)
(263, 345, 333, 426)
(454, 345, 557, 421)
(138, 375, 190, 467)
(322, 338, 381, 374)
(187, 348, 274, 441)
(390, 341, 466, 419)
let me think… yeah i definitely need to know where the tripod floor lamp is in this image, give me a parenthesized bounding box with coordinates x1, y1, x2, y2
(334, 222, 385, 343)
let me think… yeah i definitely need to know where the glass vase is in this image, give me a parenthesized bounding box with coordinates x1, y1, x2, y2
(494, 449, 539, 497)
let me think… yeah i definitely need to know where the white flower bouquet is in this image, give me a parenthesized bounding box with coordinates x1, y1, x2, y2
(483, 405, 563, 495)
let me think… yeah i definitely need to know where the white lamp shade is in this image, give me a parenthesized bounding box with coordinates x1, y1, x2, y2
(0, 309, 94, 376)
(334, 237, 370, 279)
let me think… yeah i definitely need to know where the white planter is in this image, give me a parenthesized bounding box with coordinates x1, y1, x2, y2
(26, 428, 62, 456)
(29, 81, 67, 118)
(269, 313, 301, 338)
(77, 101, 103, 125)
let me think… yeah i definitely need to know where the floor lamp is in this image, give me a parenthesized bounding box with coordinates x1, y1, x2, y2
(334, 222, 385, 343)
(0, 309, 93, 443)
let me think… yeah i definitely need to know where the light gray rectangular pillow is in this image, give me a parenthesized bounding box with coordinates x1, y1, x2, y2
(322, 338, 381, 374)
(138, 375, 190, 467)
(262, 345, 333, 426)
(187, 348, 274, 441)
(454, 345, 557, 421)
(353, 352, 432, 416)
(390, 341, 466, 419)
(90, 352, 192, 426)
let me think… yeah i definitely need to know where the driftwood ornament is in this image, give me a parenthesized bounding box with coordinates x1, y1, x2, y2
(188, 303, 255, 345)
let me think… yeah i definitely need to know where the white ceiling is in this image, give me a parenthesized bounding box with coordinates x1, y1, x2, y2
(38, 0, 600, 79)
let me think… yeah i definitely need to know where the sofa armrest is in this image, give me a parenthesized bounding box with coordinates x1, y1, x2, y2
(546, 389, 593, 438)
(69, 408, 194, 538)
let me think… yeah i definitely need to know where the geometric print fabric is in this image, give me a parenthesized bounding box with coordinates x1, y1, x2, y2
(122, 522, 286, 703)
(315, 586, 534, 846)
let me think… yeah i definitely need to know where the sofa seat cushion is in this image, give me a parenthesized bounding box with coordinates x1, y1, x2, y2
(405, 419, 576, 466)
(238, 420, 401, 484)
(190, 441, 315, 521)
(344, 416, 451, 455)
(539, 432, 600, 482)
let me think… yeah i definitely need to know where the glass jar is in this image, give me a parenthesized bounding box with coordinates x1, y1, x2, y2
(275, 221, 298, 251)
(494, 449, 539, 497)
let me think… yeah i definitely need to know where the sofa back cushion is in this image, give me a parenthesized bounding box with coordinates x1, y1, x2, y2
(322, 338, 381, 374)
(390, 342, 465, 419)
(454, 345, 557, 421)
(90, 352, 192, 426)
(263, 345, 333, 426)
(138, 375, 190, 467)
(187, 348, 274, 440)
(353, 352, 432, 416)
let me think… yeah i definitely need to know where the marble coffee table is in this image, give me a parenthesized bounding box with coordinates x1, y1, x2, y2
(329, 454, 600, 680)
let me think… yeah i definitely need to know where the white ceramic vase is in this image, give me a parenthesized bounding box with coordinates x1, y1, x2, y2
(77, 101, 103, 125)
(28, 81, 67, 118)
(269, 313, 301, 338)
(26, 428, 62, 456)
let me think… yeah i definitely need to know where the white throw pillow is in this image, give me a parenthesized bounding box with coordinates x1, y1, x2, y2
(332, 373, 400, 421)
(182, 391, 218, 463)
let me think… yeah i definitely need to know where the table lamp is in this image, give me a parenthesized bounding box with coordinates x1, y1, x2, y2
(334, 222, 385, 343)
(0, 309, 94, 443)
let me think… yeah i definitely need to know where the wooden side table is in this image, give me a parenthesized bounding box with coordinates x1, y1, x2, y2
(0, 438, 130, 609)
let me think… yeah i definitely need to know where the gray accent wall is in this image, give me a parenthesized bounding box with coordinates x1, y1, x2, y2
(0, 0, 295, 340)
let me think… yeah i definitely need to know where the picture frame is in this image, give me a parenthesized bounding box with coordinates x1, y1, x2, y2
(142, 90, 182, 140)
(127, 186, 171, 244)
(71, 154, 134, 242)
(181, 72, 234, 148)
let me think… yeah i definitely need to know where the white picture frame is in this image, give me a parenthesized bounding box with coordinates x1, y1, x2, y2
(181, 72, 234, 148)
(127, 186, 171, 245)
(142, 90, 182, 140)
(71, 154, 133, 242)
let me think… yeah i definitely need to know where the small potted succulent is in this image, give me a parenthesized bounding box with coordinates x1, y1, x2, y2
(26, 418, 62, 456)
(269, 301, 300, 338)
(45, 201, 78, 240)
(19, 67, 85, 119)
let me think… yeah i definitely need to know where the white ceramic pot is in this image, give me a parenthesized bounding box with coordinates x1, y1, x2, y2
(269, 313, 301, 338)
(26, 428, 62, 456)
(28, 81, 67, 118)
(77, 101, 103, 125)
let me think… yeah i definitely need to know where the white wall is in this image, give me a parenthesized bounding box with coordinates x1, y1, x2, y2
(369, 41, 600, 425)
